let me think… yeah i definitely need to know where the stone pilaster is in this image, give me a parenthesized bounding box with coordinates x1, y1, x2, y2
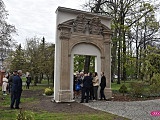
(103, 31, 112, 98)
(58, 24, 72, 102)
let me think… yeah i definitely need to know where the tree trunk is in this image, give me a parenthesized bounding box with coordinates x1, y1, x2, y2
(84, 56, 91, 73)
(117, 38, 121, 84)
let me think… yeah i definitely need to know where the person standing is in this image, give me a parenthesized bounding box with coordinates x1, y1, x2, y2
(92, 72, 99, 100)
(8, 70, 17, 93)
(2, 75, 8, 95)
(26, 75, 31, 89)
(74, 73, 82, 99)
(10, 70, 23, 109)
(88, 72, 94, 100)
(80, 73, 92, 103)
(100, 72, 106, 100)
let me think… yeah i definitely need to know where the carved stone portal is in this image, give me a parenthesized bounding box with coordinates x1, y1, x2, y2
(54, 7, 112, 102)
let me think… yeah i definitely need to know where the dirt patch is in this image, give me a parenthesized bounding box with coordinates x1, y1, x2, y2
(20, 90, 160, 114)
(21, 90, 103, 114)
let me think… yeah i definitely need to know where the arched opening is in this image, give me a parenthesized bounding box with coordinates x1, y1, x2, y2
(70, 43, 101, 99)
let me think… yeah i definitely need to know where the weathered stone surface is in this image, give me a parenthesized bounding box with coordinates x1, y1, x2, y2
(54, 7, 112, 102)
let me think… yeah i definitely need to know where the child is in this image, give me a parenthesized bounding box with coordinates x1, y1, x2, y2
(2, 75, 8, 95)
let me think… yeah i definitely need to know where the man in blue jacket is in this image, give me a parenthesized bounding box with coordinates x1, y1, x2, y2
(10, 70, 23, 109)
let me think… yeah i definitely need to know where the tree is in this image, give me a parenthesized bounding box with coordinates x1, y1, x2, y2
(0, 0, 16, 48)
(74, 55, 95, 73)
(24, 37, 55, 85)
(141, 46, 160, 84)
(84, 0, 159, 83)
(10, 44, 26, 71)
(0, 0, 16, 69)
(129, 3, 160, 79)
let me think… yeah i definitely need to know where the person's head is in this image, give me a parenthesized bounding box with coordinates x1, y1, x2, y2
(88, 72, 92, 76)
(80, 72, 84, 77)
(94, 72, 98, 77)
(13, 70, 17, 75)
(84, 73, 88, 76)
(17, 70, 23, 76)
(76, 72, 80, 78)
(101, 72, 104, 76)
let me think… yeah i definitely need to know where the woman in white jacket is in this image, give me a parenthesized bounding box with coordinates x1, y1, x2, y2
(2, 75, 8, 95)
(92, 72, 99, 100)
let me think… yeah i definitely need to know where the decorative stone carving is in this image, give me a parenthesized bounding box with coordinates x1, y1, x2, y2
(58, 15, 112, 39)
(58, 24, 71, 39)
(73, 14, 88, 33)
(89, 17, 102, 35)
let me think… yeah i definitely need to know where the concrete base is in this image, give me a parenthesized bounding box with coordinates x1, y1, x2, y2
(58, 90, 73, 102)
(104, 88, 112, 99)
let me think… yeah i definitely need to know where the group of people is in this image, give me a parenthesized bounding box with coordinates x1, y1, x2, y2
(73, 71, 106, 103)
(1, 70, 31, 109)
(1, 70, 23, 109)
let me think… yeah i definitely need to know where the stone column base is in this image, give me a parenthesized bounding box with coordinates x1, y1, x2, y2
(104, 88, 112, 99)
(58, 90, 73, 102)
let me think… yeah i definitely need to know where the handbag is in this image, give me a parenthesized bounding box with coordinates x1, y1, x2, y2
(75, 84, 81, 91)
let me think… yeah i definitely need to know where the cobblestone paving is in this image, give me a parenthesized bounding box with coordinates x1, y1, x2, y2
(82, 99, 160, 120)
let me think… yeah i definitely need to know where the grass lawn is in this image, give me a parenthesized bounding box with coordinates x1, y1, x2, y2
(0, 110, 128, 120)
(111, 80, 133, 91)
(0, 85, 129, 120)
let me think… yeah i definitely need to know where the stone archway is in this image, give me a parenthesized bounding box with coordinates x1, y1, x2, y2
(70, 43, 101, 98)
(54, 7, 112, 102)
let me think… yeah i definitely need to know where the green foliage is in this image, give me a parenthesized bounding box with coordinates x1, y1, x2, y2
(8, 37, 55, 84)
(149, 73, 160, 95)
(74, 55, 95, 72)
(0, 1, 16, 48)
(141, 46, 160, 82)
(10, 44, 26, 72)
(125, 55, 136, 79)
(119, 84, 128, 94)
(44, 87, 53, 96)
(129, 82, 144, 97)
(16, 109, 34, 120)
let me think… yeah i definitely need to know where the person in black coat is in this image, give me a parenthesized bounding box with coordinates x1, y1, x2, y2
(100, 72, 106, 100)
(10, 70, 23, 109)
(26, 75, 31, 89)
(80, 73, 92, 103)
(8, 70, 17, 93)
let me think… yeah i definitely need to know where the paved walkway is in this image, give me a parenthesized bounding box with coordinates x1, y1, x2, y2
(82, 99, 160, 120)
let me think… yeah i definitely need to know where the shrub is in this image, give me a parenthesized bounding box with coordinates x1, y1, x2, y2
(44, 87, 53, 96)
(119, 84, 128, 95)
(149, 73, 160, 96)
(129, 82, 144, 97)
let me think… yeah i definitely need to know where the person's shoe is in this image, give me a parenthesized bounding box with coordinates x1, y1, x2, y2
(80, 101, 84, 103)
(15, 107, 20, 109)
(85, 101, 88, 103)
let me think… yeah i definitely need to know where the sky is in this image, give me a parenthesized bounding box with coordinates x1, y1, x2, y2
(4, 0, 86, 46)
(3, 0, 160, 47)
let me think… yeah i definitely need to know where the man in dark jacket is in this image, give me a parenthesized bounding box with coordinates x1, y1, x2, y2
(26, 75, 31, 89)
(10, 70, 23, 109)
(100, 72, 106, 100)
(80, 73, 92, 103)
(8, 70, 17, 93)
